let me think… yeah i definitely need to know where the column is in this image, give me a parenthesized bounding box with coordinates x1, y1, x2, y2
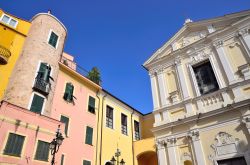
(188, 130, 206, 165)
(149, 72, 160, 109)
(213, 40, 236, 85)
(175, 57, 191, 100)
(157, 69, 170, 106)
(166, 137, 178, 165)
(239, 28, 250, 60)
(156, 139, 168, 165)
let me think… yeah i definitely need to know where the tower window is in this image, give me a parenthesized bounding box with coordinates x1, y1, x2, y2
(48, 31, 59, 48)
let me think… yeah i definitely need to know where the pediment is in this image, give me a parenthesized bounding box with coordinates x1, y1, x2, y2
(143, 10, 250, 69)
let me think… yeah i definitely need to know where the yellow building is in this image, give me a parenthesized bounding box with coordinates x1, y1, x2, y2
(0, 9, 31, 99)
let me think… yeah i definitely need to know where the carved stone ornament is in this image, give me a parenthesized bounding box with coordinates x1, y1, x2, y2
(242, 116, 250, 129)
(181, 152, 192, 161)
(156, 139, 166, 150)
(174, 56, 182, 65)
(213, 40, 224, 49)
(166, 136, 177, 147)
(187, 129, 200, 141)
(189, 49, 210, 65)
(210, 132, 240, 158)
(238, 27, 250, 37)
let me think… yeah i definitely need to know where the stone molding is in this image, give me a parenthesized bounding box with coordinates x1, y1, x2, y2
(213, 40, 224, 49)
(187, 129, 200, 141)
(166, 136, 177, 147)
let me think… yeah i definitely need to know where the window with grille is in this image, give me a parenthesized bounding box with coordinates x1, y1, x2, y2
(35, 140, 50, 161)
(60, 115, 69, 136)
(106, 105, 113, 129)
(134, 120, 140, 140)
(85, 126, 93, 145)
(48, 31, 59, 48)
(83, 160, 91, 165)
(193, 61, 219, 95)
(30, 94, 44, 114)
(63, 83, 74, 102)
(121, 113, 127, 135)
(4, 133, 25, 157)
(88, 96, 95, 114)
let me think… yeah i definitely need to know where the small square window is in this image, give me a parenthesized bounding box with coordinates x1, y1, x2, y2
(4, 133, 25, 157)
(1, 15, 10, 24)
(48, 31, 59, 48)
(35, 140, 50, 161)
(9, 19, 17, 27)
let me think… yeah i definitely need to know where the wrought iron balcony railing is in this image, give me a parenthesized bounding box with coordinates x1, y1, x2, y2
(0, 45, 11, 64)
(33, 78, 51, 95)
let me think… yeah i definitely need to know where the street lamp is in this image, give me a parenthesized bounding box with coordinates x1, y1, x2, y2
(50, 125, 64, 165)
(110, 148, 125, 165)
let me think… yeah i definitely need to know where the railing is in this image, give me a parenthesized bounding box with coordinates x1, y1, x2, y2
(33, 78, 51, 95)
(0, 45, 11, 64)
(60, 56, 101, 85)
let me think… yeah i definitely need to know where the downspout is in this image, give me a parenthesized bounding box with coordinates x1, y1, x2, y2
(131, 110, 135, 165)
(99, 93, 107, 165)
(95, 90, 101, 165)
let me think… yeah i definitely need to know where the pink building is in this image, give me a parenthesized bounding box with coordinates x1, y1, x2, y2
(50, 53, 101, 165)
(0, 101, 64, 164)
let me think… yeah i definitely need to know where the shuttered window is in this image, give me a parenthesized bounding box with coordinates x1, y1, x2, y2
(106, 106, 113, 129)
(48, 31, 59, 48)
(37, 63, 51, 82)
(4, 133, 25, 157)
(85, 126, 93, 145)
(83, 160, 91, 165)
(88, 96, 95, 114)
(63, 83, 74, 102)
(121, 113, 127, 135)
(134, 121, 140, 140)
(60, 154, 65, 165)
(35, 140, 50, 161)
(60, 116, 69, 136)
(30, 94, 44, 113)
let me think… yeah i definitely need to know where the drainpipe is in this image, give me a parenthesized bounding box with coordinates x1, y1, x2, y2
(99, 92, 107, 165)
(95, 90, 101, 165)
(131, 110, 135, 165)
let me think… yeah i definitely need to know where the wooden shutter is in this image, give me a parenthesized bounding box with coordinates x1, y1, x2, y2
(88, 96, 95, 113)
(85, 126, 93, 145)
(4, 133, 25, 156)
(30, 94, 44, 113)
(63, 83, 74, 102)
(60, 116, 69, 135)
(35, 140, 49, 161)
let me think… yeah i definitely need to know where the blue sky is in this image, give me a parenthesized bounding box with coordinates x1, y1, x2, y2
(2, 1, 250, 114)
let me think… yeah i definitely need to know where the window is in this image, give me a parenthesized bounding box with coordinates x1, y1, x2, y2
(34, 63, 52, 94)
(30, 94, 45, 113)
(85, 126, 93, 145)
(60, 154, 65, 165)
(106, 106, 113, 129)
(4, 133, 25, 157)
(134, 121, 140, 140)
(60, 116, 69, 136)
(1, 14, 18, 28)
(35, 140, 50, 161)
(121, 113, 127, 135)
(63, 83, 74, 102)
(83, 160, 91, 165)
(192, 61, 219, 95)
(88, 96, 95, 114)
(48, 31, 59, 48)
(217, 157, 246, 165)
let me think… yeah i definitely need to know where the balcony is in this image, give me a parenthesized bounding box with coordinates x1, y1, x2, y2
(0, 45, 11, 64)
(33, 78, 51, 95)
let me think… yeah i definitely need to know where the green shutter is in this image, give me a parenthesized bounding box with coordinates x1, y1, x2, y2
(37, 63, 51, 82)
(49, 32, 58, 48)
(85, 126, 93, 145)
(35, 140, 49, 161)
(63, 83, 74, 102)
(88, 96, 95, 114)
(83, 160, 91, 165)
(4, 133, 25, 157)
(30, 94, 44, 113)
(61, 154, 65, 165)
(60, 116, 69, 136)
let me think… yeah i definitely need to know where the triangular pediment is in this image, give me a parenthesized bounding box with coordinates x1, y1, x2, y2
(143, 10, 250, 69)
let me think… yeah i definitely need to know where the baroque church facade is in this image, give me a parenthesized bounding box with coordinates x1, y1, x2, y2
(144, 10, 250, 165)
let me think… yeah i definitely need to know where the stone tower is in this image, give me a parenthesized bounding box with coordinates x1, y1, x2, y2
(5, 11, 67, 116)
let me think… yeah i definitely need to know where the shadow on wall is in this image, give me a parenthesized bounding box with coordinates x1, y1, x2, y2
(137, 151, 158, 165)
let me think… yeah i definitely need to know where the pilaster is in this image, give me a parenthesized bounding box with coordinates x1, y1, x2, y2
(149, 72, 160, 109)
(242, 116, 250, 135)
(157, 69, 171, 106)
(166, 137, 178, 165)
(188, 130, 206, 165)
(237, 27, 250, 62)
(156, 139, 168, 165)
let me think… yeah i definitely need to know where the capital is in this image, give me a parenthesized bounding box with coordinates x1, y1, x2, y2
(166, 136, 177, 147)
(187, 129, 200, 141)
(156, 139, 166, 150)
(213, 40, 224, 48)
(242, 116, 250, 129)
